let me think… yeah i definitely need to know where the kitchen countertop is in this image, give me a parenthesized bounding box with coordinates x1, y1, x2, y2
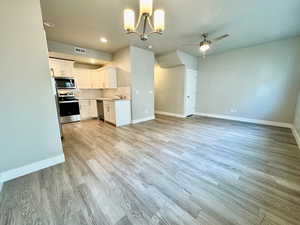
(78, 97, 130, 101)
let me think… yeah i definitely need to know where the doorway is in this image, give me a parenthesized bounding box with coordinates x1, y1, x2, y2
(184, 69, 197, 116)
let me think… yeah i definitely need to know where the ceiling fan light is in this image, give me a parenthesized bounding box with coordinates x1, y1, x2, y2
(124, 9, 135, 32)
(154, 9, 165, 32)
(200, 43, 210, 52)
(140, 0, 153, 15)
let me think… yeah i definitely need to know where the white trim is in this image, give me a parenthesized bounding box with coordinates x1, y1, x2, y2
(0, 175, 3, 192)
(132, 116, 155, 124)
(155, 111, 186, 118)
(0, 154, 65, 183)
(292, 126, 300, 149)
(194, 112, 293, 128)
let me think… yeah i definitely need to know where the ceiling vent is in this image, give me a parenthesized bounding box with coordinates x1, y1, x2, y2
(74, 47, 87, 55)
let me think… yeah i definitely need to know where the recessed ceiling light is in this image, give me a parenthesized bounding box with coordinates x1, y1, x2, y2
(100, 37, 108, 43)
(148, 45, 153, 49)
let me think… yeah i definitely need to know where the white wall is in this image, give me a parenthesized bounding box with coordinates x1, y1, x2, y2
(155, 51, 198, 116)
(0, 0, 63, 173)
(112, 47, 132, 87)
(48, 40, 112, 63)
(111, 46, 155, 122)
(130, 46, 155, 121)
(155, 65, 186, 115)
(156, 50, 198, 70)
(197, 37, 300, 123)
(294, 92, 300, 134)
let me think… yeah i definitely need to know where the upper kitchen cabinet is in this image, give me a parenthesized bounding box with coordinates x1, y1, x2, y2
(49, 58, 74, 77)
(96, 66, 117, 89)
(74, 66, 117, 89)
(74, 68, 92, 89)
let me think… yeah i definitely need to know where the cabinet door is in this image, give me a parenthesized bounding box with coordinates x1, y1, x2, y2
(73, 68, 92, 89)
(90, 70, 102, 89)
(79, 100, 90, 120)
(49, 58, 61, 76)
(61, 60, 74, 77)
(109, 101, 116, 124)
(103, 101, 116, 124)
(49, 58, 74, 77)
(105, 68, 117, 88)
(89, 100, 98, 117)
(103, 101, 111, 122)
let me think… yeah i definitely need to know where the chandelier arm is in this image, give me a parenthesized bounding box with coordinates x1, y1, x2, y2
(126, 31, 143, 37)
(146, 31, 163, 37)
(148, 31, 163, 35)
(134, 14, 143, 31)
(141, 14, 149, 36)
(147, 16, 155, 30)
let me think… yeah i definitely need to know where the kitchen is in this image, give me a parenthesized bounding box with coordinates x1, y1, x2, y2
(49, 57, 132, 131)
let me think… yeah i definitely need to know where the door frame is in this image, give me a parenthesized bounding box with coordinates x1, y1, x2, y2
(184, 69, 198, 117)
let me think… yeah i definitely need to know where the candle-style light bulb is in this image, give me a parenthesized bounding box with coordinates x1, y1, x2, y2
(140, 0, 153, 15)
(154, 9, 165, 32)
(123, 9, 135, 32)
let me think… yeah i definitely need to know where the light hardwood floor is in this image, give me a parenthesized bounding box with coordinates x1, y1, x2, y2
(1, 115, 300, 225)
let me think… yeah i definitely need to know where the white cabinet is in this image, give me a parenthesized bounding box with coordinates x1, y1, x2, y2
(73, 67, 117, 89)
(95, 67, 117, 89)
(90, 70, 103, 89)
(90, 100, 98, 117)
(49, 58, 74, 77)
(103, 100, 131, 126)
(79, 100, 98, 120)
(74, 68, 92, 89)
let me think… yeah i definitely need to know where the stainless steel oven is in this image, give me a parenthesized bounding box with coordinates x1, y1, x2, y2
(58, 93, 80, 123)
(55, 77, 76, 89)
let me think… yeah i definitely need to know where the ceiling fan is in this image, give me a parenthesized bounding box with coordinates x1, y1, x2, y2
(186, 33, 230, 54)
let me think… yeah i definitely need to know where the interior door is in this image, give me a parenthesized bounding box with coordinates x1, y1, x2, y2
(185, 69, 197, 116)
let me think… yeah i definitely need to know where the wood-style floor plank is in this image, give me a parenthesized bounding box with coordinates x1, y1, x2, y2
(0, 115, 300, 225)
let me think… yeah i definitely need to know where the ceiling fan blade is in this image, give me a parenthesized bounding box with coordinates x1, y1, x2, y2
(212, 34, 229, 42)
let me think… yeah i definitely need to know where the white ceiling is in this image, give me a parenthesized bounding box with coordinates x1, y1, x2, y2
(40, 0, 300, 56)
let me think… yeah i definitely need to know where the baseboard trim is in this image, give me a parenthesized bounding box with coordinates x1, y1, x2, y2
(0, 154, 65, 183)
(155, 111, 186, 118)
(132, 116, 155, 124)
(194, 113, 293, 128)
(292, 126, 300, 149)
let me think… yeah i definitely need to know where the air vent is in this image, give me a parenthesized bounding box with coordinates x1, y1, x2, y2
(74, 47, 87, 55)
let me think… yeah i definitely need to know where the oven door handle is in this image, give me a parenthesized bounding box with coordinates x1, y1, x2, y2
(59, 101, 79, 103)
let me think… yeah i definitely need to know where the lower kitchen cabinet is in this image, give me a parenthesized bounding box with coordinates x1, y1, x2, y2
(103, 100, 131, 126)
(79, 100, 98, 120)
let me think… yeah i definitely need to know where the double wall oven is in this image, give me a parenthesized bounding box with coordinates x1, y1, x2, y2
(55, 77, 80, 123)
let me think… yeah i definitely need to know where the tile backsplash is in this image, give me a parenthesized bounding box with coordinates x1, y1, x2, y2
(76, 86, 131, 100)
(76, 89, 102, 100)
(101, 87, 131, 99)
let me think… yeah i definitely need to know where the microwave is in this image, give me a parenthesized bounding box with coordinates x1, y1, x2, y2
(55, 77, 76, 89)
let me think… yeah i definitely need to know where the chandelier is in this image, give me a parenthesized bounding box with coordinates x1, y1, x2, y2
(123, 0, 165, 41)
